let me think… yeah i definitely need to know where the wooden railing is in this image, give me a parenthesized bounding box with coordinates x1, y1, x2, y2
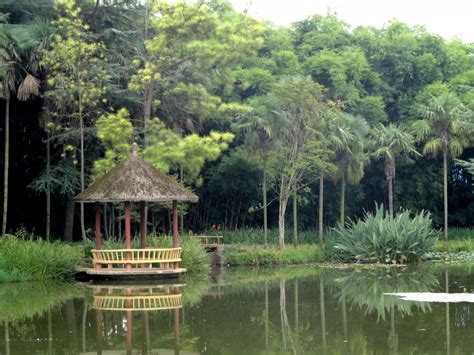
(91, 248, 181, 269)
(94, 293, 182, 311)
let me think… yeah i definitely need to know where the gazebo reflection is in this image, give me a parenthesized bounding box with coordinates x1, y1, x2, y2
(82, 283, 197, 355)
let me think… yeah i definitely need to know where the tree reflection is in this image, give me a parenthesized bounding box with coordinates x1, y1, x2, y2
(328, 267, 438, 320)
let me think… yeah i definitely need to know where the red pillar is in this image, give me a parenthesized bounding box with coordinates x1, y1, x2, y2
(95, 203, 101, 250)
(126, 309, 133, 355)
(125, 201, 132, 269)
(172, 200, 179, 270)
(172, 200, 179, 248)
(140, 201, 146, 249)
(126, 287, 132, 354)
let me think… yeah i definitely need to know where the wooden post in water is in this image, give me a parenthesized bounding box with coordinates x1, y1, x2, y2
(172, 200, 179, 269)
(95, 203, 101, 250)
(174, 307, 180, 355)
(127, 310, 133, 354)
(125, 201, 132, 269)
(140, 201, 146, 248)
(95, 309, 103, 355)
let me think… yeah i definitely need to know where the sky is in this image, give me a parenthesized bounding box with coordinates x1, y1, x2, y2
(228, 0, 474, 43)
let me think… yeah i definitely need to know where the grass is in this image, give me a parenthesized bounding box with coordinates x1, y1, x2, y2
(203, 228, 321, 245)
(224, 244, 324, 266)
(445, 228, 474, 240)
(0, 235, 84, 283)
(433, 239, 474, 253)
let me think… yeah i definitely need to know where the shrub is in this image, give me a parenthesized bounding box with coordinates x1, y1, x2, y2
(147, 236, 210, 273)
(0, 235, 84, 282)
(224, 244, 324, 266)
(334, 206, 439, 264)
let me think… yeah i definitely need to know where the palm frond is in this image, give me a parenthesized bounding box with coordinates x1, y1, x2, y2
(17, 73, 39, 101)
(422, 138, 443, 156)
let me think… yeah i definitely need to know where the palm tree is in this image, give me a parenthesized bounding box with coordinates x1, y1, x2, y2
(331, 112, 369, 225)
(0, 25, 40, 235)
(413, 91, 474, 241)
(371, 124, 420, 217)
(235, 95, 284, 246)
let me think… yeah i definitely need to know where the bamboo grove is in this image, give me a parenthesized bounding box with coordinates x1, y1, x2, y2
(1, 0, 474, 247)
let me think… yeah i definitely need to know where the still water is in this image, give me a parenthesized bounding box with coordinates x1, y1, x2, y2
(1, 265, 474, 354)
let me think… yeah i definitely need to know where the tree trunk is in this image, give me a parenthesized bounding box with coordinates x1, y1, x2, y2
(46, 133, 51, 241)
(293, 187, 298, 247)
(64, 199, 75, 242)
(263, 164, 268, 247)
(278, 190, 289, 249)
(388, 177, 394, 218)
(79, 102, 86, 243)
(143, 85, 153, 145)
(180, 165, 184, 232)
(318, 173, 324, 246)
(443, 149, 448, 242)
(2, 97, 9, 236)
(340, 173, 346, 225)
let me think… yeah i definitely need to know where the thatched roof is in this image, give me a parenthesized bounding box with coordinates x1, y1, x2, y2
(74, 148, 198, 203)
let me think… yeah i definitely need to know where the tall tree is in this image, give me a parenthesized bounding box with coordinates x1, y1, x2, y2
(331, 112, 369, 225)
(270, 76, 327, 248)
(413, 90, 474, 241)
(371, 123, 420, 217)
(235, 95, 284, 246)
(42, 0, 109, 242)
(0, 22, 40, 236)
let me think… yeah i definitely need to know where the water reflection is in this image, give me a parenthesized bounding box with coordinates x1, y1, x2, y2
(2, 266, 474, 354)
(89, 283, 185, 355)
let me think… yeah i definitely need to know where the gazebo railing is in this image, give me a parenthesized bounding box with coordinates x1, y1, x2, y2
(91, 248, 181, 269)
(93, 293, 182, 311)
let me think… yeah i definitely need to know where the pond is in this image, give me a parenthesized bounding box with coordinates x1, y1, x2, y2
(1, 264, 474, 354)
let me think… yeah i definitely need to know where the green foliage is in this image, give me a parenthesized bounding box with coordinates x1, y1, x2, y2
(144, 119, 234, 184)
(94, 108, 234, 184)
(224, 244, 324, 266)
(330, 112, 369, 184)
(0, 235, 83, 282)
(94, 108, 134, 178)
(334, 206, 439, 264)
(4, 0, 474, 242)
(42, 0, 108, 114)
(413, 90, 474, 159)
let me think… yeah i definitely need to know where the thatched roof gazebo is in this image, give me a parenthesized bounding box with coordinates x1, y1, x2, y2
(75, 143, 198, 278)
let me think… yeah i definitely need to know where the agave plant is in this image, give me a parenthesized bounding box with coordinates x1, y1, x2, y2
(334, 205, 439, 264)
